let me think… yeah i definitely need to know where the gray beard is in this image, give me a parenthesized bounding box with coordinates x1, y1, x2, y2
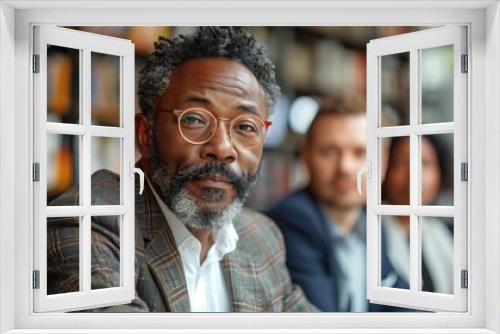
(151, 159, 246, 232)
(169, 188, 243, 232)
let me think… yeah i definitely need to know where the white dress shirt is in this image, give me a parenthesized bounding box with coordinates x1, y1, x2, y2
(148, 179, 238, 312)
(325, 209, 368, 312)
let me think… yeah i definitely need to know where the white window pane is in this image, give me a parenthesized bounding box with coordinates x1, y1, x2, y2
(47, 216, 81, 295)
(381, 215, 410, 289)
(91, 136, 121, 205)
(421, 45, 454, 124)
(421, 134, 453, 206)
(47, 45, 80, 124)
(420, 216, 454, 294)
(47, 134, 80, 205)
(382, 136, 410, 205)
(381, 52, 409, 127)
(91, 215, 121, 290)
(91, 52, 121, 127)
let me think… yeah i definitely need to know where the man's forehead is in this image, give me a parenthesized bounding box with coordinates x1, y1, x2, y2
(307, 113, 366, 146)
(162, 57, 267, 114)
(311, 113, 366, 134)
(171, 58, 261, 88)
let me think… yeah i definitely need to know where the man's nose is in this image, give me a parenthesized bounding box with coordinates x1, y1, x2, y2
(200, 120, 237, 163)
(339, 153, 360, 175)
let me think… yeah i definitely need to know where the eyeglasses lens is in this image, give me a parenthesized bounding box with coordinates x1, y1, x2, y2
(178, 109, 265, 148)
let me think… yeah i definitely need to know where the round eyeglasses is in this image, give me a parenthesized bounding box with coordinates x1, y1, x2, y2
(157, 108, 272, 149)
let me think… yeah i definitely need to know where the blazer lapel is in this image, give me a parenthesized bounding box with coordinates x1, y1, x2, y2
(222, 245, 260, 312)
(145, 229, 191, 312)
(136, 177, 190, 312)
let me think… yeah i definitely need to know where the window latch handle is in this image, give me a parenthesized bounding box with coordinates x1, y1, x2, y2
(356, 162, 371, 195)
(130, 163, 144, 195)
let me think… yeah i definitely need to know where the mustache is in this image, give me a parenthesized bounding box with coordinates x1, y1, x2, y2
(173, 162, 256, 201)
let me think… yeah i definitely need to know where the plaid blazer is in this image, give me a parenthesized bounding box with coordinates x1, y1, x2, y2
(47, 169, 316, 312)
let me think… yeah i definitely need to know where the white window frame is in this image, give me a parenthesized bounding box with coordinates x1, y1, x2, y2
(32, 26, 136, 312)
(366, 25, 468, 312)
(0, 1, 498, 333)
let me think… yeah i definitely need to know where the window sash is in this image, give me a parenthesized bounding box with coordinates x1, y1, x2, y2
(366, 25, 468, 312)
(32, 25, 136, 313)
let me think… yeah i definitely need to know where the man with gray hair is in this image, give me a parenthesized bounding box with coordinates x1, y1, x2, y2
(48, 27, 316, 312)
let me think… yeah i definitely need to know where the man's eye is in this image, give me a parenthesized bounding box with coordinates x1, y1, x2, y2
(318, 147, 338, 157)
(235, 122, 258, 134)
(322, 149, 337, 157)
(181, 114, 207, 127)
(354, 148, 366, 158)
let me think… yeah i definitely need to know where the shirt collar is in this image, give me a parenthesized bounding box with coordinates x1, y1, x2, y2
(146, 177, 238, 261)
(321, 206, 366, 240)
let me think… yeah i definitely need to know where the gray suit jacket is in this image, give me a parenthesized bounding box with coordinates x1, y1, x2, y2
(47, 169, 316, 312)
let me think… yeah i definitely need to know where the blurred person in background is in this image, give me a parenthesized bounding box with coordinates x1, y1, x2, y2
(381, 135, 454, 294)
(266, 98, 409, 312)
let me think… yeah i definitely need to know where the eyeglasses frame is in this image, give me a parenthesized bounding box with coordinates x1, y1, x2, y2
(157, 107, 272, 149)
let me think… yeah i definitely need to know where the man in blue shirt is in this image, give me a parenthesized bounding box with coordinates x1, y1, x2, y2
(266, 98, 408, 312)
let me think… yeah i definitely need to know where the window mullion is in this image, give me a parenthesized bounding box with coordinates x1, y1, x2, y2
(81, 48, 92, 293)
(409, 48, 421, 294)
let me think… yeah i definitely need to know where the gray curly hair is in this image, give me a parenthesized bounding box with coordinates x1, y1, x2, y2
(138, 26, 280, 119)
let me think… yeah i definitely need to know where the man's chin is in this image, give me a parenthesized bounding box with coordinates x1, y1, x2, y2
(332, 198, 364, 210)
(170, 187, 245, 233)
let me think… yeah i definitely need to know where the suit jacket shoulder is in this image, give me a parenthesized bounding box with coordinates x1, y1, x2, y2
(266, 188, 329, 247)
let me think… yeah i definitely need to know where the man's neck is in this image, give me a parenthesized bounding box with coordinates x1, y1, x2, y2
(189, 228, 214, 264)
(324, 205, 362, 234)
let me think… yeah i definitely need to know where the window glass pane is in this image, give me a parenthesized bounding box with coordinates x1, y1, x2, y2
(382, 136, 410, 205)
(381, 52, 410, 127)
(47, 216, 80, 295)
(381, 215, 409, 289)
(91, 137, 121, 205)
(47, 45, 80, 124)
(91, 52, 121, 127)
(421, 45, 454, 124)
(91, 215, 121, 289)
(47, 134, 80, 205)
(420, 216, 454, 294)
(421, 134, 453, 206)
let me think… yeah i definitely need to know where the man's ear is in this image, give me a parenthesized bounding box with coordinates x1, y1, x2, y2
(136, 113, 151, 159)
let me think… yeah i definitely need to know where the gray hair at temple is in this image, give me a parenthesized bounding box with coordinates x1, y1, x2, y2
(137, 26, 280, 119)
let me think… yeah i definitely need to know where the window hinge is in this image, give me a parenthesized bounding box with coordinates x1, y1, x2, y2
(32, 270, 40, 289)
(461, 270, 468, 289)
(461, 162, 468, 181)
(461, 54, 468, 73)
(33, 163, 40, 182)
(32, 55, 40, 73)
